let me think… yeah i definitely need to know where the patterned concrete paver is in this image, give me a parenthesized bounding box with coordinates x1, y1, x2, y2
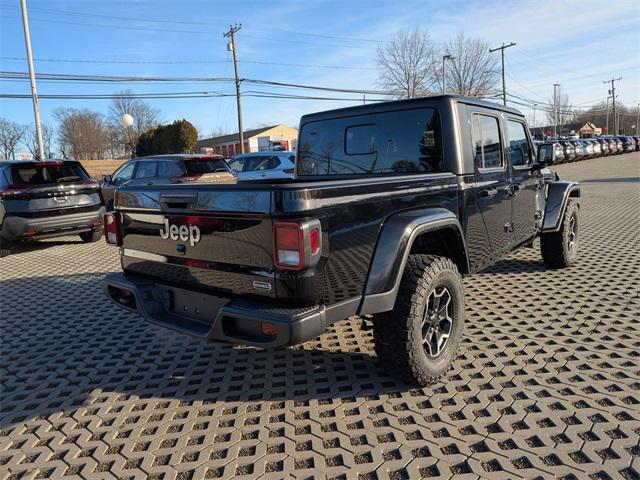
(1, 154, 639, 480)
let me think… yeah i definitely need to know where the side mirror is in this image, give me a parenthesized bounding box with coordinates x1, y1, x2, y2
(535, 146, 555, 167)
(103, 174, 113, 184)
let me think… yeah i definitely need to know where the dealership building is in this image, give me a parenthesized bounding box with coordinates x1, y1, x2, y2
(195, 124, 298, 157)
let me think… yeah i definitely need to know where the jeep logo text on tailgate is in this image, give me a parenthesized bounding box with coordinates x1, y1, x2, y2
(159, 219, 201, 246)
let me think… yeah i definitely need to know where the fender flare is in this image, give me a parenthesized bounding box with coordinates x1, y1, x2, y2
(359, 208, 468, 315)
(542, 181, 580, 232)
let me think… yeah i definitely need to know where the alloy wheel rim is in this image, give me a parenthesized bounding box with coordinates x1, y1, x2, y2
(421, 286, 453, 358)
(568, 215, 577, 253)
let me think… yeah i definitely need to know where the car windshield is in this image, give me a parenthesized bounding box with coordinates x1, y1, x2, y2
(10, 162, 89, 186)
(183, 158, 230, 174)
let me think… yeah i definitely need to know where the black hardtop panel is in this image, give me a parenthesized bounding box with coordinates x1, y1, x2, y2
(299, 95, 523, 124)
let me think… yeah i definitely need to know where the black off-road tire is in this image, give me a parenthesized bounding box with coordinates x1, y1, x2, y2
(541, 199, 579, 268)
(80, 230, 102, 243)
(372, 254, 465, 386)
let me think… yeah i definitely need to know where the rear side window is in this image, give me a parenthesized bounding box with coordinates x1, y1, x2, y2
(184, 158, 229, 174)
(10, 162, 89, 185)
(471, 114, 503, 169)
(135, 161, 157, 179)
(297, 108, 444, 175)
(538, 145, 553, 163)
(506, 120, 532, 167)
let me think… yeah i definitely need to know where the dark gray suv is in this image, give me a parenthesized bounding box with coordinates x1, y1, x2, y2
(0, 160, 105, 257)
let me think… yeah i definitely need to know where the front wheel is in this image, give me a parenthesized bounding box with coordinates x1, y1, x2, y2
(372, 254, 465, 386)
(540, 199, 579, 268)
(80, 230, 102, 243)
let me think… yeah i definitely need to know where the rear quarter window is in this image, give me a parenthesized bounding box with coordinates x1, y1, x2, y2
(297, 108, 444, 175)
(184, 159, 230, 174)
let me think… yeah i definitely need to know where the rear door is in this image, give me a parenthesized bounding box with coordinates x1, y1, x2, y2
(470, 110, 513, 258)
(505, 118, 539, 245)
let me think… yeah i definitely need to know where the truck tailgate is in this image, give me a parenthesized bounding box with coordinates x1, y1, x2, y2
(117, 185, 275, 299)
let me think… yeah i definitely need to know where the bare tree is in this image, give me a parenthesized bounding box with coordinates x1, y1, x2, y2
(376, 28, 438, 98)
(24, 123, 54, 159)
(545, 86, 575, 133)
(54, 107, 111, 160)
(0, 118, 26, 160)
(442, 33, 500, 98)
(109, 91, 160, 157)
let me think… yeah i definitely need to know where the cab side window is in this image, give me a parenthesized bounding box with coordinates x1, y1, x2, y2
(134, 161, 158, 179)
(112, 161, 136, 184)
(506, 120, 532, 167)
(471, 114, 503, 169)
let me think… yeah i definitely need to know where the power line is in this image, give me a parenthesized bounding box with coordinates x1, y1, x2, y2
(0, 70, 402, 95)
(0, 55, 378, 71)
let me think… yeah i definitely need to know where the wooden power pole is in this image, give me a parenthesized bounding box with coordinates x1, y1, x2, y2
(224, 24, 244, 154)
(489, 42, 516, 106)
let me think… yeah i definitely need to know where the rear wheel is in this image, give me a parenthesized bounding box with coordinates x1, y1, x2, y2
(80, 230, 102, 243)
(372, 255, 465, 386)
(541, 199, 579, 268)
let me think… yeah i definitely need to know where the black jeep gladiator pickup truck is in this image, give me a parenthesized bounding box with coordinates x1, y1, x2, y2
(103, 95, 580, 385)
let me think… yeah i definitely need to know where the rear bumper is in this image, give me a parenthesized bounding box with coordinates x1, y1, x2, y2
(102, 272, 341, 347)
(1, 207, 105, 241)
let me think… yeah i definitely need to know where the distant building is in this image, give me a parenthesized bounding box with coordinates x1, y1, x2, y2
(195, 124, 298, 157)
(532, 122, 602, 139)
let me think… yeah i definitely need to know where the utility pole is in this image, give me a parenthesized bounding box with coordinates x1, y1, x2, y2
(605, 96, 610, 135)
(20, 0, 44, 160)
(553, 83, 559, 139)
(603, 77, 621, 135)
(224, 24, 244, 154)
(636, 102, 639, 135)
(489, 42, 516, 105)
(532, 103, 537, 137)
(442, 54, 455, 95)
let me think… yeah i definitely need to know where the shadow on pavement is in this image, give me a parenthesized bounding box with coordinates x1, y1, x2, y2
(0, 272, 412, 429)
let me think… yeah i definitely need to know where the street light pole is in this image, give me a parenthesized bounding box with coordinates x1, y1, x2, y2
(20, 0, 44, 160)
(553, 83, 559, 139)
(441, 54, 455, 95)
(224, 24, 244, 154)
(489, 42, 516, 106)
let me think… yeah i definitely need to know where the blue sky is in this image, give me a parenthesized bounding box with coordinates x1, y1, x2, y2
(1, 0, 639, 142)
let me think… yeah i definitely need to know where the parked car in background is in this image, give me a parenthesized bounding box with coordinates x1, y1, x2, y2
(100, 155, 237, 209)
(604, 138, 618, 154)
(619, 136, 636, 153)
(558, 141, 576, 161)
(227, 152, 296, 181)
(632, 136, 640, 150)
(580, 140, 595, 158)
(0, 160, 104, 257)
(595, 138, 610, 155)
(573, 141, 588, 160)
(614, 138, 624, 153)
(587, 139, 602, 157)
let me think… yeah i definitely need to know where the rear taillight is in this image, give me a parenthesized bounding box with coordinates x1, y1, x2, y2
(103, 212, 122, 246)
(273, 220, 322, 271)
(0, 185, 32, 198)
(81, 180, 100, 189)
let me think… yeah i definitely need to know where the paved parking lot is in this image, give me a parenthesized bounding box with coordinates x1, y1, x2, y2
(1, 154, 639, 480)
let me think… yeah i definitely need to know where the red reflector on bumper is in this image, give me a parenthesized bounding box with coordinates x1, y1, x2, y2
(261, 322, 278, 336)
(22, 230, 36, 237)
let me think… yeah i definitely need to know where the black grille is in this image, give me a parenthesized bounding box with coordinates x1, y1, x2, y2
(10, 203, 101, 219)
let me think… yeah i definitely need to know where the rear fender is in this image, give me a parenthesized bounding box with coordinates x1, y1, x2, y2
(543, 181, 580, 232)
(359, 208, 468, 315)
